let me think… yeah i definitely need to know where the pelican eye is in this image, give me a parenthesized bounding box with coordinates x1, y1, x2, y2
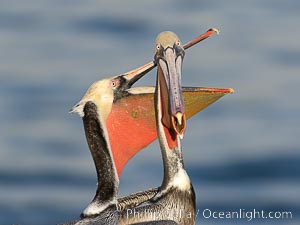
(111, 79, 117, 88)
(176, 40, 181, 46)
(156, 44, 160, 50)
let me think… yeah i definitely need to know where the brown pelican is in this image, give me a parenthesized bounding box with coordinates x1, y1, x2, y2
(58, 62, 154, 225)
(118, 31, 228, 225)
(59, 29, 232, 225)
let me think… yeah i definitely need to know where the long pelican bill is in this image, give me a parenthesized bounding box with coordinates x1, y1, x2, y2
(107, 86, 233, 176)
(155, 32, 186, 141)
(121, 61, 155, 89)
(183, 28, 220, 50)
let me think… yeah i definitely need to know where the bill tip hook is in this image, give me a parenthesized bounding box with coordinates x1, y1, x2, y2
(211, 28, 220, 35)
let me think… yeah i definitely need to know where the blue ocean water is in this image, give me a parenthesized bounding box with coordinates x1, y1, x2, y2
(0, 1, 299, 224)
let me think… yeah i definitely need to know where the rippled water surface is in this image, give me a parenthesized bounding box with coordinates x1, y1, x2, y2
(0, 1, 299, 224)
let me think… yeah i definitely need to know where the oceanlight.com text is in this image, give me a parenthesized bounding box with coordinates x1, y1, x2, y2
(202, 208, 293, 221)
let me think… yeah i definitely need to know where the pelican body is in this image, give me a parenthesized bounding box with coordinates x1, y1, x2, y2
(58, 63, 154, 225)
(119, 32, 195, 225)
